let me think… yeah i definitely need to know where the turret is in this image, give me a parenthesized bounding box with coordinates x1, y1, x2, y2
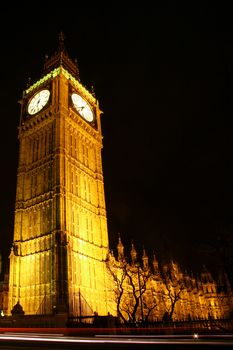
(152, 251, 159, 273)
(117, 233, 125, 261)
(130, 241, 137, 265)
(142, 248, 149, 270)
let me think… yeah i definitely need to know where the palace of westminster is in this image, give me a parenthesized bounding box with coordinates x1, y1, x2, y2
(0, 34, 232, 326)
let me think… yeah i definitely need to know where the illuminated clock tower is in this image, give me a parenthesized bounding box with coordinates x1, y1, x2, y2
(8, 34, 110, 317)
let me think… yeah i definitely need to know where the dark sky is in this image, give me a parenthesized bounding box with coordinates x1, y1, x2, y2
(1, 4, 233, 274)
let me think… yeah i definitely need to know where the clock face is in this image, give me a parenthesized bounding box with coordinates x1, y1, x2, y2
(27, 89, 50, 115)
(71, 93, 94, 122)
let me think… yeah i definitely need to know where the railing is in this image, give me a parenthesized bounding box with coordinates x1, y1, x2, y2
(67, 316, 233, 335)
(0, 314, 232, 335)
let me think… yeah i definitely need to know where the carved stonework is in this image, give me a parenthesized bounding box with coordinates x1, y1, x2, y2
(7, 36, 111, 318)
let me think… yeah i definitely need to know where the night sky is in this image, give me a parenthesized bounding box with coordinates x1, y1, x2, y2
(0, 4, 233, 275)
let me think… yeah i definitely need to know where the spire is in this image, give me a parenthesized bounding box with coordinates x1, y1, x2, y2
(43, 32, 80, 81)
(106, 249, 115, 266)
(142, 247, 149, 270)
(130, 241, 137, 264)
(117, 233, 125, 261)
(152, 250, 159, 273)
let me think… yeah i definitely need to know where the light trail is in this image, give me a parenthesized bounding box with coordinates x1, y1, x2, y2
(0, 333, 232, 346)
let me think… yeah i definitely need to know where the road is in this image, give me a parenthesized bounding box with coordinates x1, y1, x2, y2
(0, 333, 232, 349)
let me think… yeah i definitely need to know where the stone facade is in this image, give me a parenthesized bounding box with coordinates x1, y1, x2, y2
(105, 237, 233, 323)
(6, 35, 110, 317)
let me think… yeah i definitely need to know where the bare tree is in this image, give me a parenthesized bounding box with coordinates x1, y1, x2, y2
(106, 253, 156, 325)
(142, 285, 158, 323)
(106, 257, 129, 324)
(161, 261, 186, 321)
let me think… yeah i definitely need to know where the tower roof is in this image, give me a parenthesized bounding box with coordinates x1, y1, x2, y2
(43, 32, 80, 80)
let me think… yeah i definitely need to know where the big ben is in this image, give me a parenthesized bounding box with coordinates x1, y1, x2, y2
(8, 33, 110, 317)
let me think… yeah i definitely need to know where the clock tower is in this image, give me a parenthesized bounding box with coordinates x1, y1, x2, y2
(8, 33, 110, 318)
